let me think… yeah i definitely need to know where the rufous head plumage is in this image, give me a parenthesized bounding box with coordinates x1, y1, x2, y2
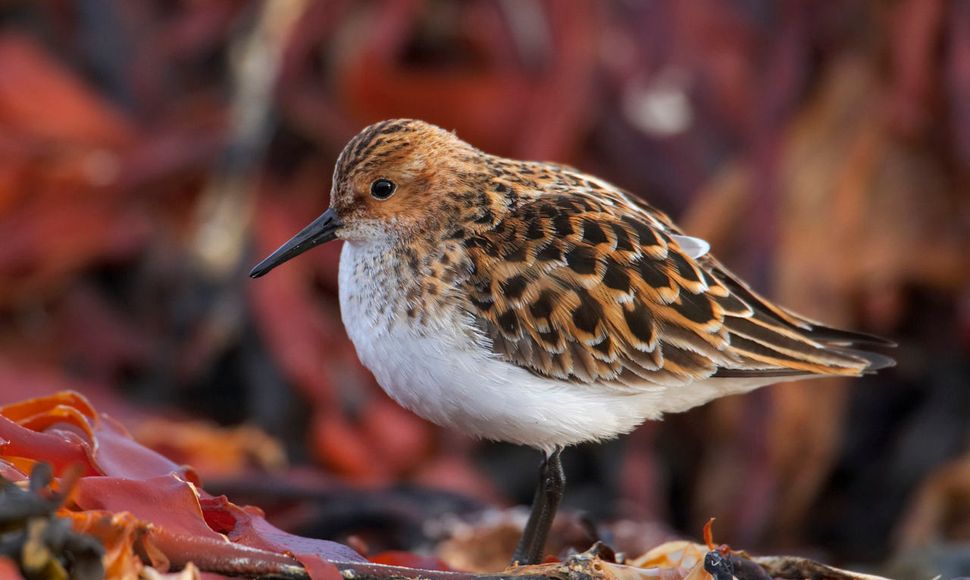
(328, 119, 486, 242)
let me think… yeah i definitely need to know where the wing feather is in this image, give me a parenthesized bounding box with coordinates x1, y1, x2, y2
(460, 186, 893, 389)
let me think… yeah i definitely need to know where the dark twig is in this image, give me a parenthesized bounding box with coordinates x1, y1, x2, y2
(0, 464, 104, 580)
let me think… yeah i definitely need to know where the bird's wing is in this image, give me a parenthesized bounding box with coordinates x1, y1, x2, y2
(460, 189, 893, 389)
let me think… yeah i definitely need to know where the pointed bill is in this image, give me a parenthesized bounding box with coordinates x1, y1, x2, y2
(249, 208, 342, 278)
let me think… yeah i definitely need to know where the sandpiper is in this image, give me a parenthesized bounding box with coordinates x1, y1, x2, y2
(250, 119, 894, 565)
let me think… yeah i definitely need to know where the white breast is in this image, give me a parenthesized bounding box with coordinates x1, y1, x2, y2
(337, 240, 776, 452)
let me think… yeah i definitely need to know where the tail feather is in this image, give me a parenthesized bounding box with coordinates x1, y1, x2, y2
(700, 258, 896, 381)
(802, 323, 898, 348)
(828, 347, 897, 373)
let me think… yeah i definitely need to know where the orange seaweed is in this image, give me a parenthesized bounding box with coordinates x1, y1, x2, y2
(0, 391, 362, 578)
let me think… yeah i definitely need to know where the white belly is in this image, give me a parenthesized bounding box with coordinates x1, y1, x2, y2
(337, 241, 777, 452)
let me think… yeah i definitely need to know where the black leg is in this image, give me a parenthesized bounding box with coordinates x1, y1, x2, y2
(511, 447, 565, 565)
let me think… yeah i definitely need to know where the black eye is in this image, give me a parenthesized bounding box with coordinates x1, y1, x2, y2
(370, 178, 396, 200)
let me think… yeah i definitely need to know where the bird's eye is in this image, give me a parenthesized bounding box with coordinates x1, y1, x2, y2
(370, 179, 396, 200)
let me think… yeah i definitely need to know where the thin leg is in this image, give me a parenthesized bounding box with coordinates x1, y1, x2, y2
(511, 447, 565, 565)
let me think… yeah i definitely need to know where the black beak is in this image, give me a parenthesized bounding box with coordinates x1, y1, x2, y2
(249, 208, 342, 278)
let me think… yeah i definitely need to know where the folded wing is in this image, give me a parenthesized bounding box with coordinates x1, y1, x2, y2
(460, 189, 893, 390)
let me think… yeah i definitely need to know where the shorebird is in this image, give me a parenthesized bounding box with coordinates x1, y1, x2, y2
(250, 119, 894, 565)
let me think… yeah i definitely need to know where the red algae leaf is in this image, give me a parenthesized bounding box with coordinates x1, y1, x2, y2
(17, 406, 98, 442)
(0, 391, 97, 422)
(0, 392, 101, 475)
(1, 391, 363, 579)
(91, 415, 199, 485)
(0, 456, 27, 481)
(196, 494, 363, 571)
(74, 475, 221, 541)
(0, 414, 98, 476)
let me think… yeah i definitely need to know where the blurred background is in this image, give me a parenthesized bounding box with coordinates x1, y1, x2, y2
(0, 0, 968, 576)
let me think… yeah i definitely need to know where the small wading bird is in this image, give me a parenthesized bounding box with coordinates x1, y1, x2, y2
(250, 119, 894, 565)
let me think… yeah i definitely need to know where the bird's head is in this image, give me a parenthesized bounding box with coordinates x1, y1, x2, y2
(250, 119, 480, 278)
